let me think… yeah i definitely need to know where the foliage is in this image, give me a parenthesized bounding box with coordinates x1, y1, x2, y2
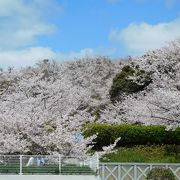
(147, 168, 175, 180)
(164, 144, 180, 156)
(101, 145, 180, 163)
(109, 65, 152, 101)
(84, 123, 180, 149)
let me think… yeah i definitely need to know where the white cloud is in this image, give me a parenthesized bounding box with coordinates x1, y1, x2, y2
(0, 47, 99, 69)
(57, 47, 117, 60)
(109, 18, 180, 54)
(0, 47, 57, 69)
(0, 45, 121, 69)
(0, 0, 60, 50)
(57, 48, 97, 60)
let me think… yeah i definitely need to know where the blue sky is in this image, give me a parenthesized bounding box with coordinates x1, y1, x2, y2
(0, 0, 180, 68)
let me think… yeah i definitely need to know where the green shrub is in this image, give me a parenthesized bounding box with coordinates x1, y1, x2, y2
(164, 144, 180, 156)
(147, 168, 175, 180)
(83, 123, 180, 150)
(109, 65, 152, 101)
(101, 145, 180, 163)
(165, 127, 180, 144)
(84, 123, 116, 149)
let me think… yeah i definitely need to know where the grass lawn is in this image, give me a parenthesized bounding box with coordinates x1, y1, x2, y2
(101, 145, 180, 163)
(0, 164, 95, 175)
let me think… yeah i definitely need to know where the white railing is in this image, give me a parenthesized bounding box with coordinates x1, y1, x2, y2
(0, 154, 99, 175)
(2, 155, 179, 179)
(99, 163, 180, 180)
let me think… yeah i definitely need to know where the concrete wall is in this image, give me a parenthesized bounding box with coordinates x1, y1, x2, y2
(0, 175, 98, 180)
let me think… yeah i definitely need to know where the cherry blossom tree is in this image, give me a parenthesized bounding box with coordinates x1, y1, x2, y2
(0, 57, 122, 155)
(1, 39, 179, 155)
(100, 40, 180, 127)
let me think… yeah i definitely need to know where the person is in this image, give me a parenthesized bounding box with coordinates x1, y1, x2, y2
(37, 157, 41, 166)
(40, 157, 45, 166)
(37, 157, 45, 167)
(26, 157, 34, 167)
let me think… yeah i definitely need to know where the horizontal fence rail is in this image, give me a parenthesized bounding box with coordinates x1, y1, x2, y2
(99, 163, 180, 180)
(1, 155, 180, 179)
(0, 154, 99, 176)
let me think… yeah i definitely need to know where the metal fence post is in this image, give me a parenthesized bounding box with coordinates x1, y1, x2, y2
(19, 155, 23, 175)
(59, 155, 61, 174)
(134, 164, 137, 179)
(102, 164, 105, 180)
(96, 153, 99, 175)
(119, 164, 121, 180)
(96, 153, 99, 170)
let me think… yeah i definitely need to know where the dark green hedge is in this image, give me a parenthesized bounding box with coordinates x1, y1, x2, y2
(83, 123, 180, 150)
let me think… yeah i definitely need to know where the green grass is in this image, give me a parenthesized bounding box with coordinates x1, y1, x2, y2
(0, 164, 95, 175)
(0, 164, 19, 174)
(101, 145, 180, 163)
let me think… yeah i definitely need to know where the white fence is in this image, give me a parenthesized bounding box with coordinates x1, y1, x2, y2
(0, 154, 99, 175)
(99, 163, 180, 180)
(1, 155, 180, 179)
